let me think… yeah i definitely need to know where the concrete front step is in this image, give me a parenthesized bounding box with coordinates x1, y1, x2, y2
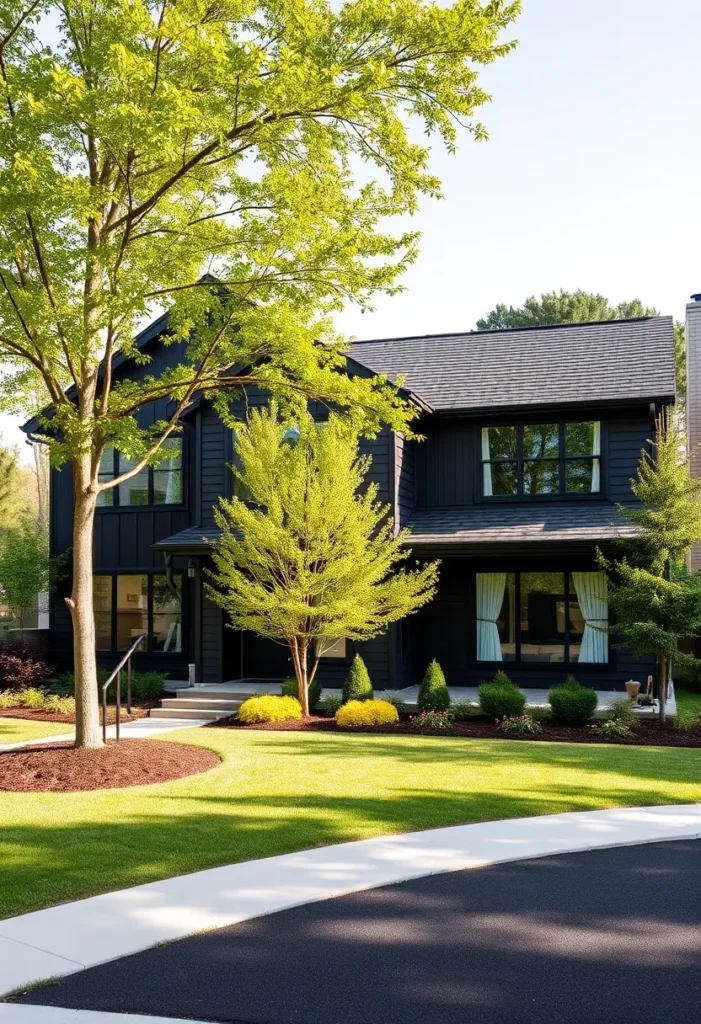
(162, 697, 243, 712)
(150, 706, 233, 721)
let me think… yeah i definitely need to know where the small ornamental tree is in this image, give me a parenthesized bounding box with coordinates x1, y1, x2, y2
(600, 414, 701, 721)
(207, 408, 439, 716)
(418, 659, 450, 711)
(0, 523, 51, 627)
(0, 0, 519, 748)
(342, 655, 374, 704)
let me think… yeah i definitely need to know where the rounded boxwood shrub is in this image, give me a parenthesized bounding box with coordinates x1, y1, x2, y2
(548, 677, 598, 725)
(418, 660, 450, 712)
(238, 694, 302, 724)
(281, 676, 322, 709)
(336, 699, 398, 728)
(478, 672, 526, 720)
(342, 654, 373, 703)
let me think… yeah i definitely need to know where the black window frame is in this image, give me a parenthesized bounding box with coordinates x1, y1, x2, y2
(96, 436, 186, 511)
(93, 571, 185, 654)
(474, 569, 610, 668)
(479, 420, 604, 501)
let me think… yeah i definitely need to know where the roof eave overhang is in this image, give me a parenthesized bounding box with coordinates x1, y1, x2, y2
(425, 394, 676, 420)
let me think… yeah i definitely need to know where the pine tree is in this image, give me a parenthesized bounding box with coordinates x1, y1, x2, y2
(207, 409, 439, 716)
(601, 414, 701, 721)
(418, 660, 450, 711)
(343, 656, 374, 704)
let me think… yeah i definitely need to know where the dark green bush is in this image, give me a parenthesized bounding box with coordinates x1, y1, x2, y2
(549, 677, 598, 725)
(57, 668, 166, 702)
(282, 676, 322, 709)
(418, 660, 450, 711)
(342, 655, 373, 703)
(478, 673, 526, 719)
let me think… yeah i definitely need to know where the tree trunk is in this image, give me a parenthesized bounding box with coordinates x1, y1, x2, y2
(290, 639, 310, 717)
(66, 455, 103, 749)
(658, 655, 667, 725)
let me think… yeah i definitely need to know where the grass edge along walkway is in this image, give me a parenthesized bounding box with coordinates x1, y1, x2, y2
(0, 717, 73, 747)
(2, 724, 701, 919)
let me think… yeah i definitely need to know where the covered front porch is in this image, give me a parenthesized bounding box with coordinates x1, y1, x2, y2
(150, 678, 676, 721)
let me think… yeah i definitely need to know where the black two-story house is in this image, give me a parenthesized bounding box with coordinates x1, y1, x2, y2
(35, 313, 676, 692)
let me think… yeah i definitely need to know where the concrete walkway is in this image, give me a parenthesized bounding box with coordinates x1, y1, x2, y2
(0, 1009, 211, 1023)
(0, 715, 208, 752)
(1, 804, 700, 1000)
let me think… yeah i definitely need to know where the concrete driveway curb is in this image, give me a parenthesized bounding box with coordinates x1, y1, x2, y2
(0, 1008, 211, 1023)
(1, 803, 700, 1002)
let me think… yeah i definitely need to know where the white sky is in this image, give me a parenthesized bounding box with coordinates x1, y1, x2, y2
(3, 0, 699, 460)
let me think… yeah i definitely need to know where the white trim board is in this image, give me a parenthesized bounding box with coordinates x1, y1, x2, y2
(1, 803, 700, 999)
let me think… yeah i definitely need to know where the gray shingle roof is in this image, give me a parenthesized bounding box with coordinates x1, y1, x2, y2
(153, 526, 221, 552)
(348, 316, 675, 412)
(404, 504, 639, 545)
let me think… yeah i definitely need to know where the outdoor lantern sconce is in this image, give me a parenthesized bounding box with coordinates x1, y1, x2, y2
(188, 559, 196, 579)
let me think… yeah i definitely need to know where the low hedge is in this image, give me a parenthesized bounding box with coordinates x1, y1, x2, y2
(549, 676, 598, 725)
(238, 694, 302, 724)
(478, 672, 526, 720)
(336, 699, 398, 728)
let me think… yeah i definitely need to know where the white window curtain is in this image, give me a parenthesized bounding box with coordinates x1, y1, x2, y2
(481, 428, 493, 496)
(572, 571, 608, 663)
(164, 440, 182, 504)
(476, 573, 507, 661)
(591, 422, 601, 493)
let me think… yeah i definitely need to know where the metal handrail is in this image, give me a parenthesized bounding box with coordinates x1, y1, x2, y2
(101, 634, 146, 743)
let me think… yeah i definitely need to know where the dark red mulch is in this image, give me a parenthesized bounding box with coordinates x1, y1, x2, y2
(0, 739, 221, 793)
(208, 713, 701, 748)
(0, 703, 157, 725)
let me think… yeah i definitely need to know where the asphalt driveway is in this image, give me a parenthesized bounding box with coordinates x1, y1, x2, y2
(14, 839, 701, 1024)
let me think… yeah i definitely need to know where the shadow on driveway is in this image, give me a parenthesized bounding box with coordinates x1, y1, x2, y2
(13, 839, 701, 1024)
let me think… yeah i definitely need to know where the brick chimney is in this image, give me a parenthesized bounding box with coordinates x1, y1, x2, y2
(687, 294, 701, 569)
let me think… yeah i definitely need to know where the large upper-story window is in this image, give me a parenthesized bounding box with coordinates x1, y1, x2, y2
(96, 437, 183, 508)
(481, 422, 601, 497)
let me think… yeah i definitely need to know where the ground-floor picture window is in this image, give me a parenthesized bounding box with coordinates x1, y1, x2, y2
(476, 570, 608, 664)
(93, 573, 183, 653)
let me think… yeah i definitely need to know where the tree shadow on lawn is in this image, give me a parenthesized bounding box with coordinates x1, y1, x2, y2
(0, 777, 694, 920)
(238, 730, 701, 787)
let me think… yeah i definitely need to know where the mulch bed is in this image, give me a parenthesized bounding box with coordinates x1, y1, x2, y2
(208, 714, 701, 748)
(0, 703, 157, 726)
(0, 739, 221, 792)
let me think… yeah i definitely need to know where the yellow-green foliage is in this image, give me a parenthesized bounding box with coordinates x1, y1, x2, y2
(0, 689, 75, 714)
(238, 695, 302, 724)
(336, 699, 398, 728)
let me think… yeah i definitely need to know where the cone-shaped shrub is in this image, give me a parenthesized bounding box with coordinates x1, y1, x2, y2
(418, 659, 450, 711)
(342, 654, 373, 703)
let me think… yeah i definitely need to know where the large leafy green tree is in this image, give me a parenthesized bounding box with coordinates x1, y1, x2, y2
(476, 290, 686, 404)
(475, 289, 658, 330)
(0, 0, 519, 747)
(600, 414, 701, 722)
(207, 408, 439, 715)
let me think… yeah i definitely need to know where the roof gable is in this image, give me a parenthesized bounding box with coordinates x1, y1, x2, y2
(348, 316, 676, 413)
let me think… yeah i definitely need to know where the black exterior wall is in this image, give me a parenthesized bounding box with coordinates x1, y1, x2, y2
(45, 339, 660, 692)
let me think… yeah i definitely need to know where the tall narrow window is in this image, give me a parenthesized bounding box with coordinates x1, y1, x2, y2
(481, 426, 517, 496)
(523, 424, 559, 494)
(96, 447, 115, 507)
(152, 575, 182, 652)
(565, 422, 601, 493)
(476, 572, 515, 661)
(116, 575, 148, 650)
(153, 438, 183, 505)
(93, 575, 112, 650)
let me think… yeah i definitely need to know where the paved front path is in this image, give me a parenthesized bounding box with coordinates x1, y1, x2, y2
(1, 804, 700, 1001)
(10, 839, 701, 1024)
(0, 1010, 211, 1023)
(0, 715, 208, 752)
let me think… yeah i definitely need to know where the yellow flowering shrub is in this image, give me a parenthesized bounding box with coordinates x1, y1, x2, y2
(238, 694, 302, 724)
(335, 699, 399, 728)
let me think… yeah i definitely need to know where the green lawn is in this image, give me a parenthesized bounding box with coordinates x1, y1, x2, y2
(2, 726, 701, 920)
(0, 717, 72, 747)
(676, 688, 701, 714)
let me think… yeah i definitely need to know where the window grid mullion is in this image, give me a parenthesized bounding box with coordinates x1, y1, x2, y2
(515, 572, 521, 662)
(564, 571, 570, 664)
